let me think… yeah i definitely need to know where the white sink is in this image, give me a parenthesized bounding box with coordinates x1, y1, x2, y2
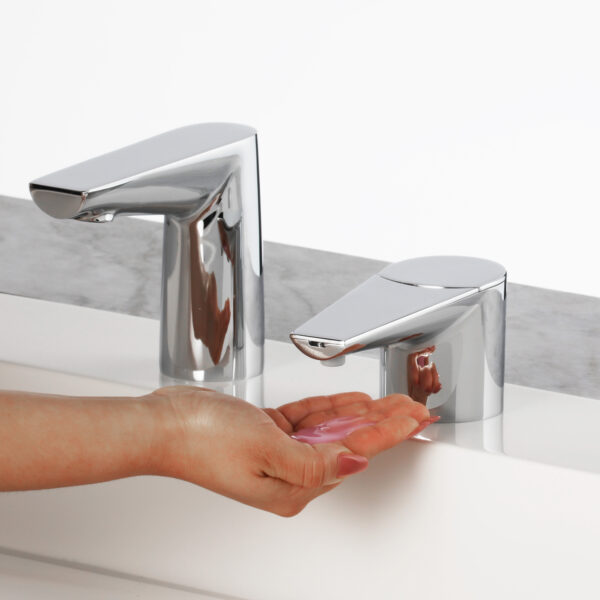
(0, 294, 599, 600)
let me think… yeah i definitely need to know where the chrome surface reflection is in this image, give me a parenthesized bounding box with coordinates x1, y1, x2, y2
(291, 256, 506, 423)
(30, 124, 264, 382)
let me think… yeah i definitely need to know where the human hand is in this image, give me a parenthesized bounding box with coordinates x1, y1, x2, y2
(149, 386, 434, 516)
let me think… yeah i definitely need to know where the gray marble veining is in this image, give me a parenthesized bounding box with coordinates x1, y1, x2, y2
(1, 195, 599, 400)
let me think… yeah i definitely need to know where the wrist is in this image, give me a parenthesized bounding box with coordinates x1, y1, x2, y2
(139, 392, 182, 478)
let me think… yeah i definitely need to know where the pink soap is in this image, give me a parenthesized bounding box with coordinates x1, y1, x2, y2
(291, 416, 375, 444)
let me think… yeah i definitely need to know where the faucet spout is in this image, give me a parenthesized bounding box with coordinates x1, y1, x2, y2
(30, 124, 264, 383)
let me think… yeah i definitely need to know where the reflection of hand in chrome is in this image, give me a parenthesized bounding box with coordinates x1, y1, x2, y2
(407, 345, 442, 406)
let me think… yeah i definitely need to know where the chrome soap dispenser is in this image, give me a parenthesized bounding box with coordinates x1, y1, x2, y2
(291, 256, 506, 423)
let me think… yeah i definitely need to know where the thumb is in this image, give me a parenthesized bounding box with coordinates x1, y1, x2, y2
(268, 436, 369, 488)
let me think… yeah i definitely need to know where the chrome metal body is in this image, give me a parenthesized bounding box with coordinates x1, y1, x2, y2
(291, 256, 506, 422)
(30, 124, 264, 382)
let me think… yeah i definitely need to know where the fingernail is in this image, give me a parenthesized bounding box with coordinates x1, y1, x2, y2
(337, 454, 369, 477)
(408, 416, 441, 438)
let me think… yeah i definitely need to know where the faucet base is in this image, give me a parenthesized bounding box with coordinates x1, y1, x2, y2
(380, 281, 506, 423)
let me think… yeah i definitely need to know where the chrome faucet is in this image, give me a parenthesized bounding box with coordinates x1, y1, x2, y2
(290, 256, 506, 422)
(30, 123, 264, 383)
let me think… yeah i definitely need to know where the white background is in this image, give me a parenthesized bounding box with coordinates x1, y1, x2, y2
(1, 0, 598, 296)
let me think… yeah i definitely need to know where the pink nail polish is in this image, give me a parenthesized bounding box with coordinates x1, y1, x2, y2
(337, 454, 369, 477)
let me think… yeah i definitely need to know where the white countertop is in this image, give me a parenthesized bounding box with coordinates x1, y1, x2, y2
(1, 293, 599, 600)
(0, 551, 225, 600)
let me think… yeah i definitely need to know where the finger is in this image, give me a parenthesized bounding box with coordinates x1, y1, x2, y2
(407, 416, 441, 438)
(383, 395, 430, 422)
(277, 392, 372, 427)
(342, 415, 422, 458)
(263, 408, 294, 434)
(294, 394, 425, 430)
(265, 436, 367, 489)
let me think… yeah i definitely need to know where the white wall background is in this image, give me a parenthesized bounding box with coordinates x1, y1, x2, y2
(1, 0, 599, 296)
